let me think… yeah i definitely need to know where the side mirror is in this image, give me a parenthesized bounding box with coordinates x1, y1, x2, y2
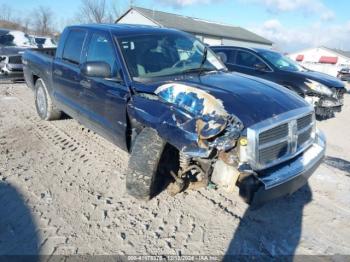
(254, 62, 269, 72)
(81, 61, 111, 78)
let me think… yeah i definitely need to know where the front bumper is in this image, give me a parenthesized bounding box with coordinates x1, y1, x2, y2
(305, 93, 344, 118)
(0, 63, 24, 80)
(240, 130, 326, 206)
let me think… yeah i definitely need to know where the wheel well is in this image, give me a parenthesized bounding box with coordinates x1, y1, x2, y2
(33, 75, 40, 86)
(125, 114, 133, 152)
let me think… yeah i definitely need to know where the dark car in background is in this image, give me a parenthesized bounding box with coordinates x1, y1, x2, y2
(0, 28, 35, 81)
(337, 67, 350, 81)
(212, 46, 346, 119)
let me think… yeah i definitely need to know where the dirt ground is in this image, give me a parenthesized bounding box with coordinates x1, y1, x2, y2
(1, 82, 350, 257)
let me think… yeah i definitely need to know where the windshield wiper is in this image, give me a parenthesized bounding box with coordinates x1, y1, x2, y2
(181, 67, 213, 74)
(180, 46, 210, 75)
(200, 46, 208, 70)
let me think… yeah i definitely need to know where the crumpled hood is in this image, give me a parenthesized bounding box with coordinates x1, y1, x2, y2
(133, 71, 309, 128)
(295, 70, 344, 88)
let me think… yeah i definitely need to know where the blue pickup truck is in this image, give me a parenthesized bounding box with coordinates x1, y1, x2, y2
(23, 24, 326, 205)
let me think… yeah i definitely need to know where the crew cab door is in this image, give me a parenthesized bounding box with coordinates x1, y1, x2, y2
(52, 29, 87, 117)
(80, 30, 129, 149)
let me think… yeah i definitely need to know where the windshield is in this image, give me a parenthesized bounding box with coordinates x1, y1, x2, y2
(0, 31, 34, 47)
(259, 50, 307, 72)
(117, 32, 225, 80)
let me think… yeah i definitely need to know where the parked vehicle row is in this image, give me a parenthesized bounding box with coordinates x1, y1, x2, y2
(0, 28, 57, 81)
(23, 24, 326, 206)
(0, 29, 34, 81)
(29, 35, 57, 48)
(337, 67, 350, 82)
(212, 46, 346, 119)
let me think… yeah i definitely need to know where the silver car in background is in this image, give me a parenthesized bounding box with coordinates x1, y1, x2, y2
(0, 29, 36, 81)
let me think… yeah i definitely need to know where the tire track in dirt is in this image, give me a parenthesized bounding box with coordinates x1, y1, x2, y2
(4, 83, 350, 256)
(2, 84, 237, 255)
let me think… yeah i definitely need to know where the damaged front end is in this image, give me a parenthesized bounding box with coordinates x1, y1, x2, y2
(128, 83, 244, 157)
(127, 82, 245, 195)
(305, 93, 345, 119)
(304, 80, 345, 119)
(127, 82, 326, 206)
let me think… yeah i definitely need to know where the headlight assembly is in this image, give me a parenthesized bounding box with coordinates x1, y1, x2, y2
(305, 79, 333, 96)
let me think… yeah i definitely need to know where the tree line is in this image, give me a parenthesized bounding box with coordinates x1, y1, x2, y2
(0, 0, 126, 36)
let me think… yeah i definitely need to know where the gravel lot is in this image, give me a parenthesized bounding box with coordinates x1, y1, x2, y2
(1, 82, 350, 256)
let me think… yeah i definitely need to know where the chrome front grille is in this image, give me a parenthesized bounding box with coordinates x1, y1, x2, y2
(247, 107, 315, 170)
(259, 123, 288, 145)
(298, 128, 312, 146)
(297, 114, 312, 130)
(259, 141, 288, 163)
(8, 55, 22, 64)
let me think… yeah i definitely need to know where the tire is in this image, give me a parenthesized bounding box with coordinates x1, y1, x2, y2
(34, 78, 61, 121)
(126, 128, 166, 200)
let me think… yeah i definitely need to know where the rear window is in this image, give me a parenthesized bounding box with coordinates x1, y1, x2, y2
(62, 30, 87, 64)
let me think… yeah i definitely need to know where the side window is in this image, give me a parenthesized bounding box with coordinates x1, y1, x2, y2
(227, 50, 237, 63)
(62, 30, 87, 65)
(86, 33, 117, 76)
(215, 50, 236, 64)
(236, 51, 261, 68)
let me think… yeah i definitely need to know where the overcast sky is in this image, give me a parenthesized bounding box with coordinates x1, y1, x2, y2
(2, 0, 350, 52)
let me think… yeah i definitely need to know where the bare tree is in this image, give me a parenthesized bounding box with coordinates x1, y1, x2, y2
(75, 0, 122, 24)
(77, 0, 108, 23)
(108, 1, 122, 22)
(32, 6, 54, 36)
(22, 16, 32, 34)
(13, 15, 33, 34)
(0, 4, 13, 21)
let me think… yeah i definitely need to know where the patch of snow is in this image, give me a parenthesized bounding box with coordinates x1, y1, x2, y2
(9, 31, 36, 48)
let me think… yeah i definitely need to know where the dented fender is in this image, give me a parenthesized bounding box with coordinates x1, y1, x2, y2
(127, 83, 243, 158)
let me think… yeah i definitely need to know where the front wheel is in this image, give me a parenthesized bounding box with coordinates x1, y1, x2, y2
(126, 128, 166, 200)
(35, 78, 61, 121)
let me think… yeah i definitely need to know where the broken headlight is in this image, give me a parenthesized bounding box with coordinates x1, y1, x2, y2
(305, 79, 333, 96)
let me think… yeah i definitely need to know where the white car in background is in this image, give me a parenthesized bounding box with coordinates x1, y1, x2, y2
(32, 36, 57, 48)
(0, 29, 36, 80)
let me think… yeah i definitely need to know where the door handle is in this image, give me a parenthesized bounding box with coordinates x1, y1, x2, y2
(53, 69, 62, 76)
(80, 80, 91, 89)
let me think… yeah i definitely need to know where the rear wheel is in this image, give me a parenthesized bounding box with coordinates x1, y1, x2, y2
(126, 128, 166, 200)
(35, 78, 61, 121)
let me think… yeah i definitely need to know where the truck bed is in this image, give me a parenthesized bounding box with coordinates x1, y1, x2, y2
(22, 48, 57, 90)
(29, 48, 56, 57)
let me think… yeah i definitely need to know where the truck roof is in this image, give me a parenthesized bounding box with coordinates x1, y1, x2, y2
(66, 24, 185, 37)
